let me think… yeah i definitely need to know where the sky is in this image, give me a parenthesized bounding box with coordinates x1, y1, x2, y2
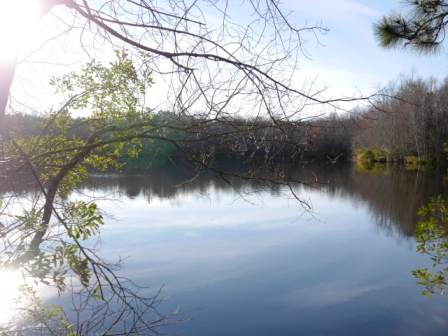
(6, 0, 448, 115)
(281, 0, 447, 97)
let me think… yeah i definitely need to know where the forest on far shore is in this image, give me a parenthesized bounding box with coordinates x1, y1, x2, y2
(304, 72, 448, 164)
(1, 73, 447, 165)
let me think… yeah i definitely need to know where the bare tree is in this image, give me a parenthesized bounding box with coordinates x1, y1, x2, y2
(0, 1, 378, 334)
(2, 0, 375, 118)
(352, 73, 448, 162)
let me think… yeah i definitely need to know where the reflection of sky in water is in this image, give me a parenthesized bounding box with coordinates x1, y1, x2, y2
(59, 184, 448, 336)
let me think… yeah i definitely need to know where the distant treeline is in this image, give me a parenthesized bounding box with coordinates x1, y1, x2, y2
(352, 74, 448, 163)
(2, 73, 447, 164)
(0, 110, 354, 161)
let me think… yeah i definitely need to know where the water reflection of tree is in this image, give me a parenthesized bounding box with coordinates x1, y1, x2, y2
(82, 155, 304, 203)
(76, 159, 448, 241)
(350, 164, 448, 240)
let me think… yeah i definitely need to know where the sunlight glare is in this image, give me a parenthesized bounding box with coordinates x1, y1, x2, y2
(0, 0, 40, 59)
(0, 270, 20, 324)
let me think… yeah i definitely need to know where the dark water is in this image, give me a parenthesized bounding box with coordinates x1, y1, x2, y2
(65, 160, 448, 335)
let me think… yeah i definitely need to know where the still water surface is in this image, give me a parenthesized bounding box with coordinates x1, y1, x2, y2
(70, 161, 448, 335)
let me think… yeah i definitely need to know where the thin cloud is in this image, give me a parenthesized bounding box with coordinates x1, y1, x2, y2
(292, 0, 381, 23)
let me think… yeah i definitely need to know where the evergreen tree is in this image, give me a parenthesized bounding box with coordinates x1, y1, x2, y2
(373, 0, 448, 55)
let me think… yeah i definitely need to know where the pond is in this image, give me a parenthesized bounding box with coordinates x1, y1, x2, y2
(53, 160, 448, 335)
